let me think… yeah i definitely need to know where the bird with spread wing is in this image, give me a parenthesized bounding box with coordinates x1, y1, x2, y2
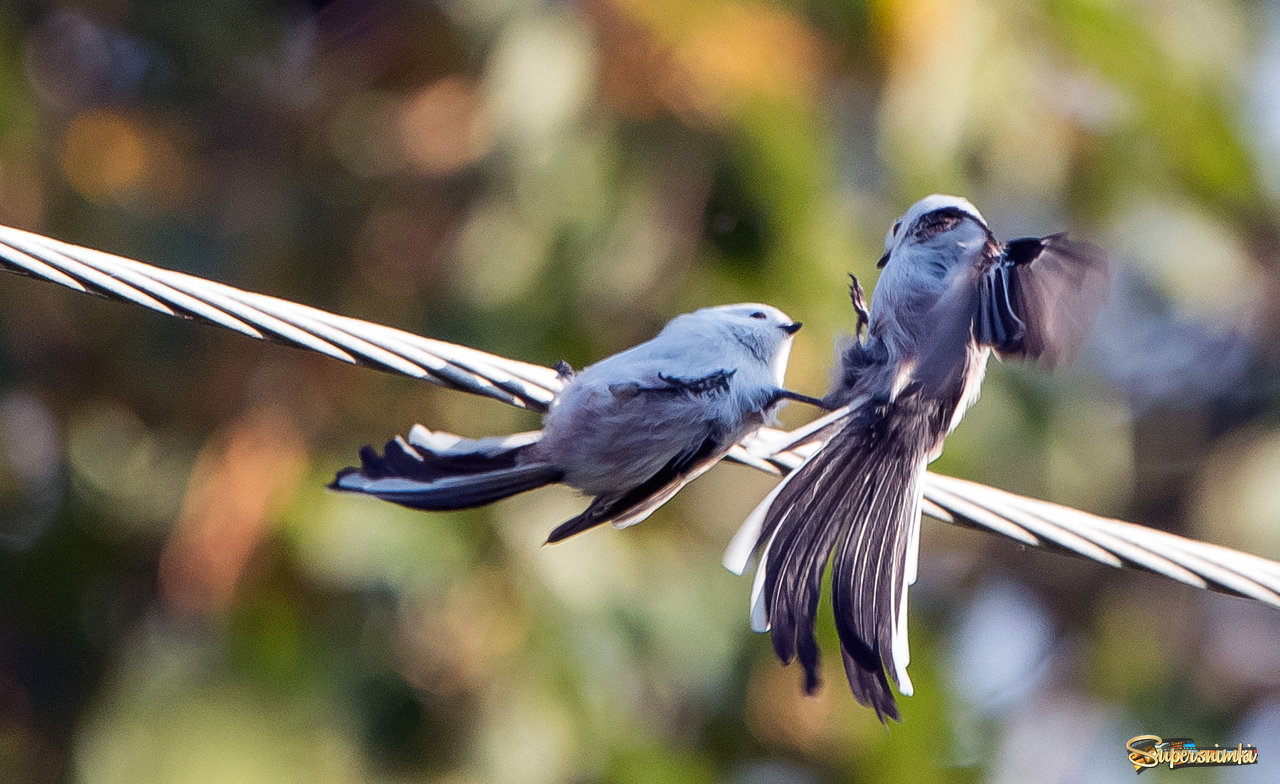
(0, 217, 1277, 718)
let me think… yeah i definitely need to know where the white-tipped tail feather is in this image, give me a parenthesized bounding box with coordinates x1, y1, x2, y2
(330, 429, 563, 511)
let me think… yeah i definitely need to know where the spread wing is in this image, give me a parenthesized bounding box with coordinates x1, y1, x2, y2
(2, 222, 1278, 611)
(976, 234, 1110, 367)
(916, 234, 1109, 391)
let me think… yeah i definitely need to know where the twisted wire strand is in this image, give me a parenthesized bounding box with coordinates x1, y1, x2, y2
(2, 223, 1276, 608)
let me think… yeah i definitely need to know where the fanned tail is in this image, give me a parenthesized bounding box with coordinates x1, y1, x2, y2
(740, 398, 939, 722)
(330, 426, 562, 510)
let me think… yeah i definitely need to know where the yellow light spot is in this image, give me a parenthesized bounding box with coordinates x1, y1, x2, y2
(60, 109, 191, 209)
(61, 110, 147, 202)
(397, 76, 492, 175)
(605, 0, 828, 124)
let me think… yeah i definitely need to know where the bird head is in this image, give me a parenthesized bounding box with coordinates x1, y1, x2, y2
(879, 194, 989, 268)
(687, 303, 802, 385)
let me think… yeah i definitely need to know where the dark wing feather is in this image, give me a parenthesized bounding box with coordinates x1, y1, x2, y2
(547, 367, 752, 542)
(915, 233, 1107, 390)
(545, 436, 728, 543)
(984, 234, 1109, 367)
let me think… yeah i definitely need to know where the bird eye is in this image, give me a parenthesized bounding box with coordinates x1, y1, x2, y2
(749, 311, 767, 320)
(892, 220, 901, 236)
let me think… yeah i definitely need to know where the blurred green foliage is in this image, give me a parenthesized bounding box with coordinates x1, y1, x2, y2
(1, 0, 1280, 782)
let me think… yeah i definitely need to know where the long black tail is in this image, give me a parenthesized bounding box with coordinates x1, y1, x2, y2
(748, 397, 939, 722)
(330, 428, 563, 510)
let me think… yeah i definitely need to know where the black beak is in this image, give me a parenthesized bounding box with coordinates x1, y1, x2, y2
(781, 321, 802, 335)
(876, 250, 891, 268)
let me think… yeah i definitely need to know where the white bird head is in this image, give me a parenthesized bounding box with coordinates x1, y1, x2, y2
(880, 194, 988, 268)
(669, 303, 802, 385)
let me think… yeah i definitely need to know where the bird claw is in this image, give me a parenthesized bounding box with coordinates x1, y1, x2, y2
(848, 274, 869, 338)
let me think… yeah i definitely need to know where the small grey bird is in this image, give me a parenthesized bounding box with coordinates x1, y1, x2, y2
(724, 195, 1109, 721)
(332, 304, 815, 543)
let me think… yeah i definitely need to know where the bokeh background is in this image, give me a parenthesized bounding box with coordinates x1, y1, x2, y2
(0, 0, 1279, 781)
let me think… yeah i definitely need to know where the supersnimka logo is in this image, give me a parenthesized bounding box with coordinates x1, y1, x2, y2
(1125, 735, 1258, 773)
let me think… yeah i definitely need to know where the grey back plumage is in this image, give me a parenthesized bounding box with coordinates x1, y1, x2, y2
(533, 304, 797, 495)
